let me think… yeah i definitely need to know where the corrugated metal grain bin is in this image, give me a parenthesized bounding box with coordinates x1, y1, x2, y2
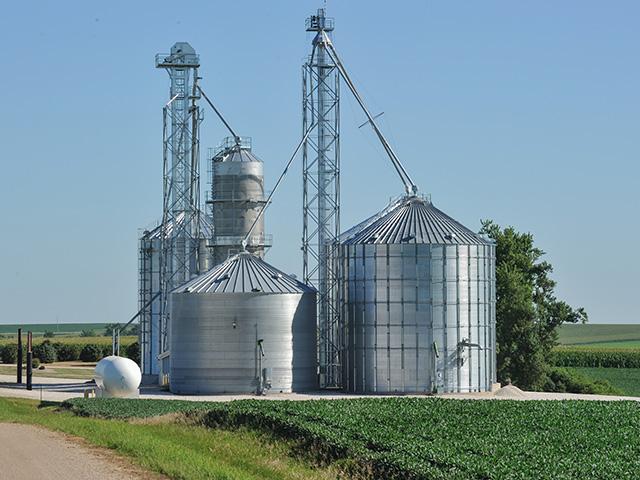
(209, 140, 270, 265)
(338, 195, 496, 393)
(138, 213, 212, 381)
(169, 252, 317, 394)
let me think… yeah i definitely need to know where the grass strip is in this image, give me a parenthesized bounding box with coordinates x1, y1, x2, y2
(0, 397, 337, 480)
(0, 365, 94, 379)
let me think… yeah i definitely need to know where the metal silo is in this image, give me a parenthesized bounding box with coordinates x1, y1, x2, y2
(208, 138, 272, 266)
(169, 252, 317, 394)
(138, 213, 212, 381)
(338, 195, 496, 393)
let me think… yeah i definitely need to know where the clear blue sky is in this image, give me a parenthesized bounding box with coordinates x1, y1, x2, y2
(0, 1, 637, 325)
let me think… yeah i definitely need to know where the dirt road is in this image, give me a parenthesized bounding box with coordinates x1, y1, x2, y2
(0, 423, 163, 480)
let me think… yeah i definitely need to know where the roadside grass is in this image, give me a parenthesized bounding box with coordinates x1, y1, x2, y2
(558, 324, 640, 346)
(0, 397, 338, 480)
(0, 365, 94, 380)
(568, 367, 640, 397)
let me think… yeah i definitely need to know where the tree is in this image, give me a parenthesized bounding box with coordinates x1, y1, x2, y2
(104, 323, 121, 337)
(33, 342, 57, 364)
(80, 329, 96, 338)
(79, 344, 102, 362)
(43, 330, 55, 338)
(125, 342, 140, 366)
(55, 343, 81, 361)
(480, 221, 587, 390)
(124, 323, 140, 336)
(103, 322, 139, 337)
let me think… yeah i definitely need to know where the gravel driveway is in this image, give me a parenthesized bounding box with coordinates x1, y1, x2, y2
(0, 423, 164, 480)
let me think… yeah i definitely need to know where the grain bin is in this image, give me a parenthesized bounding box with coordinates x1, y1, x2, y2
(138, 213, 213, 381)
(169, 252, 317, 394)
(209, 138, 271, 266)
(338, 195, 496, 393)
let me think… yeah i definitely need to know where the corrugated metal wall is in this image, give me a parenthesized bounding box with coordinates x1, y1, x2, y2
(339, 196, 496, 393)
(170, 292, 317, 394)
(340, 243, 495, 393)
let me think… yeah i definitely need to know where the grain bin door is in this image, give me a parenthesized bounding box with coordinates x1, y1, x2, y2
(414, 325, 436, 394)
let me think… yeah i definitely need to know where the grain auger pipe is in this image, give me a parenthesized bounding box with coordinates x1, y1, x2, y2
(197, 85, 242, 147)
(242, 123, 316, 251)
(111, 291, 161, 356)
(320, 31, 418, 195)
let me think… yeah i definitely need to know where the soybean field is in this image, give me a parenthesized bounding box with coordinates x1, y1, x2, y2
(64, 397, 640, 480)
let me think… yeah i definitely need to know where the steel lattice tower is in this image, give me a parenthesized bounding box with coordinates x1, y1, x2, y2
(302, 9, 341, 388)
(155, 43, 202, 366)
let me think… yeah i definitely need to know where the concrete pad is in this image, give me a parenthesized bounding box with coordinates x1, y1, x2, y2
(2, 373, 639, 403)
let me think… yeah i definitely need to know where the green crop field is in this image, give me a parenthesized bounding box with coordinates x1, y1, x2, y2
(558, 324, 640, 347)
(553, 346, 640, 368)
(64, 397, 640, 479)
(568, 367, 640, 397)
(0, 323, 111, 336)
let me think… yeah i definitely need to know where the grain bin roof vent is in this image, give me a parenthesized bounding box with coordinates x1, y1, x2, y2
(340, 195, 491, 246)
(212, 137, 263, 163)
(173, 252, 315, 294)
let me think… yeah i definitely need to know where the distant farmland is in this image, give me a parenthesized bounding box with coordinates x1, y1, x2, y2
(556, 324, 640, 397)
(558, 324, 640, 348)
(0, 323, 111, 337)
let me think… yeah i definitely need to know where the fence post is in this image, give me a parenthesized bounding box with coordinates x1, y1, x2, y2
(26, 331, 33, 391)
(17, 328, 22, 384)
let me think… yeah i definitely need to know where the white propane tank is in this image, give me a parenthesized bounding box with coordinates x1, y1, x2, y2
(94, 356, 142, 398)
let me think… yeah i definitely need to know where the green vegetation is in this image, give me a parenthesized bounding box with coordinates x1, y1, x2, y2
(125, 341, 140, 365)
(0, 397, 336, 480)
(0, 323, 111, 336)
(80, 344, 104, 362)
(64, 397, 640, 479)
(558, 324, 640, 346)
(567, 367, 640, 397)
(543, 367, 621, 395)
(33, 342, 57, 363)
(552, 327, 640, 397)
(553, 346, 640, 368)
(480, 221, 587, 390)
(0, 335, 136, 347)
(0, 337, 138, 366)
(0, 364, 94, 379)
(0, 344, 21, 363)
(55, 343, 82, 361)
(105, 322, 139, 337)
(575, 340, 640, 349)
(63, 398, 223, 419)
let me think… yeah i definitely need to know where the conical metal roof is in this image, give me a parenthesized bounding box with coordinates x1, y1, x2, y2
(340, 195, 491, 246)
(216, 146, 262, 164)
(173, 252, 314, 294)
